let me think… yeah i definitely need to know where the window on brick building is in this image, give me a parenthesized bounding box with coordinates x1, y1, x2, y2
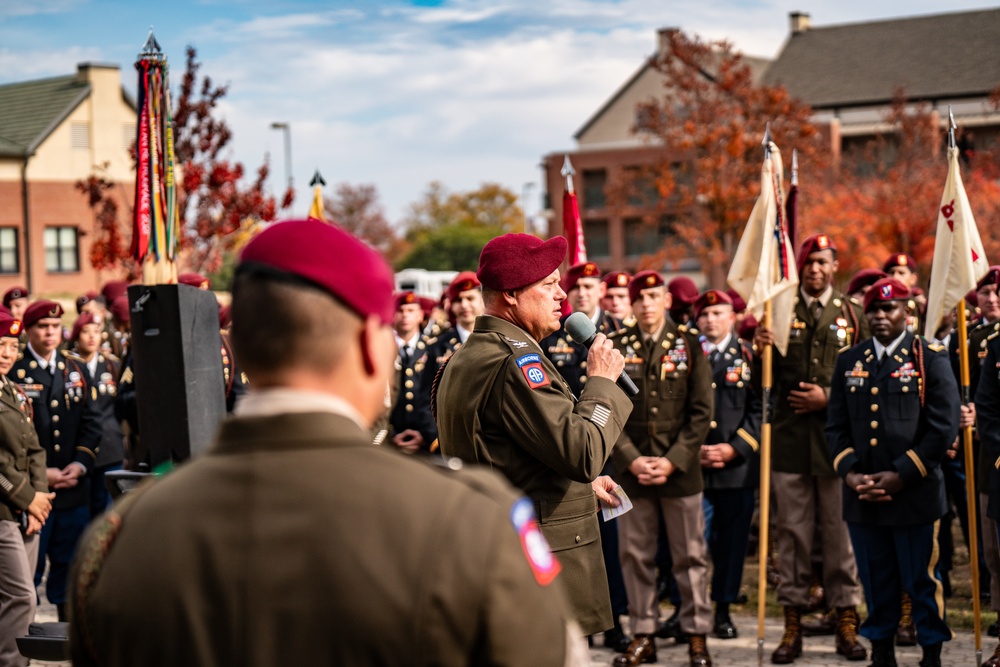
(583, 219, 610, 257)
(0, 229, 18, 274)
(44, 227, 79, 273)
(625, 216, 676, 257)
(582, 169, 607, 210)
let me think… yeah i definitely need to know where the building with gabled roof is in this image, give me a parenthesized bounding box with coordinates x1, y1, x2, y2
(542, 9, 1000, 275)
(0, 63, 135, 297)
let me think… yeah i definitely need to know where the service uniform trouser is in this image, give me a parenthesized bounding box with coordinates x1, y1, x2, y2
(772, 472, 861, 608)
(0, 520, 39, 667)
(848, 521, 952, 646)
(703, 487, 755, 604)
(618, 493, 712, 636)
(34, 504, 89, 605)
(981, 494, 1000, 612)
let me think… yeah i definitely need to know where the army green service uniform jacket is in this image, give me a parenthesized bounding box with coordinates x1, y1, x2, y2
(70, 410, 574, 667)
(770, 290, 869, 476)
(0, 379, 46, 523)
(436, 314, 634, 635)
(609, 321, 713, 498)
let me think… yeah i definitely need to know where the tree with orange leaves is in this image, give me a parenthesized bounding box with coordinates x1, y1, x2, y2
(807, 90, 1000, 286)
(609, 28, 825, 287)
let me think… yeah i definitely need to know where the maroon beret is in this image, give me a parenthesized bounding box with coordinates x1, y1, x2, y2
(240, 218, 395, 325)
(882, 253, 917, 273)
(977, 265, 1000, 291)
(562, 261, 602, 292)
(738, 314, 758, 342)
(629, 270, 665, 304)
(394, 291, 419, 311)
(0, 314, 20, 339)
(446, 271, 481, 301)
(846, 268, 888, 296)
(967, 288, 980, 309)
(75, 290, 100, 314)
(725, 288, 747, 313)
(693, 289, 734, 319)
(477, 234, 567, 291)
(101, 280, 128, 304)
(22, 300, 63, 329)
(796, 234, 837, 274)
(417, 297, 436, 316)
(863, 278, 911, 313)
(178, 272, 210, 290)
(2, 286, 28, 309)
(70, 312, 101, 342)
(667, 276, 699, 306)
(602, 271, 631, 289)
(110, 295, 130, 325)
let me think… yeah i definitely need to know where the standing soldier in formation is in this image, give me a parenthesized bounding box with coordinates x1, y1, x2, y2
(0, 312, 52, 667)
(13, 300, 101, 621)
(436, 233, 633, 645)
(3, 287, 29, 322)
(827, 278, 958, 667)
(754, 234, 869, 664)
(693, 289, 761, 640)
(608, 270, 714, 667)
(389, 292, 435, 453)
(542, 260, 631, 652)
(602, 271, 634, 327)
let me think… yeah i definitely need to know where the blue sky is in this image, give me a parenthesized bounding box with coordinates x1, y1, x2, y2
(2, 0, 997, 225)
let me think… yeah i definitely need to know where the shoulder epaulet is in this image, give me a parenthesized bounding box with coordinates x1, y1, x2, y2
(499, 335, 532, 353)
(926, 340, 946, 353)
(622, 315, 637, 328)
(61, 350, 86, 363)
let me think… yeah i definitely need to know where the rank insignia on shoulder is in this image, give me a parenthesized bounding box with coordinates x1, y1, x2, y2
(510, 497, 560, 586)
(927, 343, 945, 352)
(504, 336, 529, 349)
(516, 354, 550, 389)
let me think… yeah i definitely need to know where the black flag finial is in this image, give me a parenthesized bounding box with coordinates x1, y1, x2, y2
(309, 170, 326, 187)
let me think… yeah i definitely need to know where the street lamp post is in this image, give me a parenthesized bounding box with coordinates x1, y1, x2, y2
(270, 121, 292, 205)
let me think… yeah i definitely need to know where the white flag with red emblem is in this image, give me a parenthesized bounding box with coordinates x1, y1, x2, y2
(924, 145, 989, 339)
(728, 142, 799, 355)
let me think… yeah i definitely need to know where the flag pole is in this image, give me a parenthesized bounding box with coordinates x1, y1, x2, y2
(757, 122, 774, 667)
(949, 105, 983, 664)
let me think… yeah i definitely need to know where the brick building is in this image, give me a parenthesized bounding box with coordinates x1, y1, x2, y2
(542, 8, 1000, 278)
(0, 63, 135, 296)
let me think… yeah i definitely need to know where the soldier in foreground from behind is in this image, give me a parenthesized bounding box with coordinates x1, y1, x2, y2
(69, 219, 585, 667)
(827, 278, 958, 667)
(436, 233, 633, 645)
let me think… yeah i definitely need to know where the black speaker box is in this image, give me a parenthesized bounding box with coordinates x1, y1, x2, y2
(127, 284, 226, 467)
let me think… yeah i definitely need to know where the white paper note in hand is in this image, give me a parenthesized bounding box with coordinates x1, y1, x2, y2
(600, 485, 633, 521)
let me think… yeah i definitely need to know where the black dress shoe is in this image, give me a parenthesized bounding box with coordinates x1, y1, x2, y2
(713, 614, 738, 639)
(604, 625, 632, 653)
(656, 608, 681, 639)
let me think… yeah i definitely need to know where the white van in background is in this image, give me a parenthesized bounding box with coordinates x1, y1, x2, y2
(394, 268, 458, 299)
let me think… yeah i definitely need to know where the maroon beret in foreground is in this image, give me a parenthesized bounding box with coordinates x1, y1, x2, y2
(667, 276, 699, 306)
(178, 272, 211, 290)
(629, 270, 665, 304)
(562, 261, 602, 292)
(725, 288, 747, 313)
(22, 300, 63, 329)
(602, 271, 631, 289)
(738, 314, 758, 342)
(0, 315, 20, 339)
(418, 297, 436, 316)
(882, 253, 917, 273)
(70, 312, 100, 342)
(446, 271, 481, 301)
(101, 280, 128, 304)
(239, 218, 395, 325)
(846, 268, 888, 296)
(394, 291, 418, 311)
(966, 289, 979, 309)
(863, 278, 911, 313)
(109, 295, 130, 325)
(477, 234, 567, 291)
(796, 234, 837, 274)
(977, 265, 1000, 291)
(693, 289, 734, 319)
(2, 286, 28, 309)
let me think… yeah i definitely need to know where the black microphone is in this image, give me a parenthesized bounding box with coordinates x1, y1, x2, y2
(565, 312, 640, 398)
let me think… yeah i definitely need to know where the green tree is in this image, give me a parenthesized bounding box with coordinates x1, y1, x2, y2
(397, 181, 524, 270)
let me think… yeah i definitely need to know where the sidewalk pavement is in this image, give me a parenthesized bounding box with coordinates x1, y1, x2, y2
(27, 601, 993, 666)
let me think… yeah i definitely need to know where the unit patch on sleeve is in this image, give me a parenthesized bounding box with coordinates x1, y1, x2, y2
(516, 353, 551, 389)
(510, 497, 561, 586)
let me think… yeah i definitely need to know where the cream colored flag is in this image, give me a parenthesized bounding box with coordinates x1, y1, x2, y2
(727, 142, 800, 355)
(924, 145, 989, 339)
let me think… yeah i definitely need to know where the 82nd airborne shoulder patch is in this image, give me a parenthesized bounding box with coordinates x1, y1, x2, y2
(510, 497, 560, 585)
(516, 353, 550, 389)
